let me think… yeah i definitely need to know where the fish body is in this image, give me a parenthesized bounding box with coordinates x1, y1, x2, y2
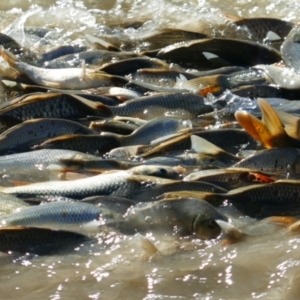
(1, 170, 136, 199)
(0, 201, 102, 230)
(0, 118, 95, 155)
(120, 198, 227, 239)
(0, 93, 99, 122)
(105, 93, 213, 120)
(0, 227, 88, 254)
(233, 147, 300, 176)
(227, 181, 300, 217)
(0, 47, 117, 89)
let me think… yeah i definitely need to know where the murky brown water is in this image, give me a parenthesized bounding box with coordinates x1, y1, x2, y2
(1, 0, 300, 299)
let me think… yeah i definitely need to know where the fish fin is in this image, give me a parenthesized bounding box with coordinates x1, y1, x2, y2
(9, 180, 32, 186)
(287, 220, 300, 234)
(202, 52, 231, 67)
(216, 220, 246, 245)
(258, 98, 290, 147)
(80, 60, 86, 81)
(224, 13, 243, 22)
(150, 133, 184, 145)
(181, 75, 221, 92)
(85, 33, 120, 52)
(191, 135, 224, 155)
(95, 102, 113, 117)
(0, 46, 19, 68)
(276, 110, 300, 140)
(265, 216, 299, 226)
(235, 106, 288, 149)
(40, 80, 61, 88)
(235, 110, 265, 141)
(265, 31, 282, 42)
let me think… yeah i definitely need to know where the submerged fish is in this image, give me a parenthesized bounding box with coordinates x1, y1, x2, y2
(119, 198, 228, 239)
(0, 226, 88, 254)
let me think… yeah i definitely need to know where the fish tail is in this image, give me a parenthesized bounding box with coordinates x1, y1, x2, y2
(0, 46, 19, 68)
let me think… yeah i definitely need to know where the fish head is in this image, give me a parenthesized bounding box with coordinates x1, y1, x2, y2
(192, 214, 222, 240)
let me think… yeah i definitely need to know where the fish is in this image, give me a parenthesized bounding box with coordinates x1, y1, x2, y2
(34, 45, 88, 66)
(44, 50, 138, 69)
(129, 180, 228, 201)
(235, 98, 300, 148)
(156, 38, 281, 69)
(96, 92, 213, 120)
(232, 147, 300, 176)
(100, 57, 169, 76)
(233, 17, 293, 44)
(120, 198, 227, 239)
(0, 166, 178, 199)
(0, 149, 100, 182)
(254, 64, 300, 90)
(0, 118, 96, 155)
(141, 29, 207, 51)
(0, 47, 127, 89)
(226, 180, 300, 218)
(0, 93, 102, 122)
(128, 68, 197, 88)
(0, 226, 88, 255)
(281, 25, 300, 72)
(0, 193, 30, 215)
(183, 168, 276, 189)
(0, 201, 103, 233)
(34, 134, 122, 155)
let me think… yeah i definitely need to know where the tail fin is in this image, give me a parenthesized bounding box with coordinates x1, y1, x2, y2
(0, 46, 19, 68)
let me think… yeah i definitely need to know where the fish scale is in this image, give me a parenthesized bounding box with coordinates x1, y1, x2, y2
(1, 170, 140, 199)
(106, 92, 213, 120)
(0, 93, 97, 122)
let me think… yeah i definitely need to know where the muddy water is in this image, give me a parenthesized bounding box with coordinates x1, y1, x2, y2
(0, 0, 300, 299)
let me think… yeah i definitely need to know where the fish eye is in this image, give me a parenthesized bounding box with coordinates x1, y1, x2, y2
(158, 168, 167, 175)
(208, 220, 217, 230)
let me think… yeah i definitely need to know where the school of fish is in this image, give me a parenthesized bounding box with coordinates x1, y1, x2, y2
(2, 2, 300, 297)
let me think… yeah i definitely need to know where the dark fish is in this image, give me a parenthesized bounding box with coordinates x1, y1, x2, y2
(0, 227, 88, 255)
(226, 180, 300, 218)
(35, 134, 121, 155)
(34, 45, 87, 66)
(100, 57, 169, 76)
(233, 147, 300, 176)
(194, 129, 255, 153)
(82, 195, 136, 214)
(129, 180, 227, 201)
(0, 93, 100, 122)
(232, 85, 300, 100)
(0, 118, 96, 155)
(234, 17, 293, 43)
(44, 50, 137, 69)
(157, 38, 281, 68)
(183, 168, 276, 189)
(141, 29, 207, 51)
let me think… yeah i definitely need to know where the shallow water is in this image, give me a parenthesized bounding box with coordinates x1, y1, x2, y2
(1, 0, 300, 299)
